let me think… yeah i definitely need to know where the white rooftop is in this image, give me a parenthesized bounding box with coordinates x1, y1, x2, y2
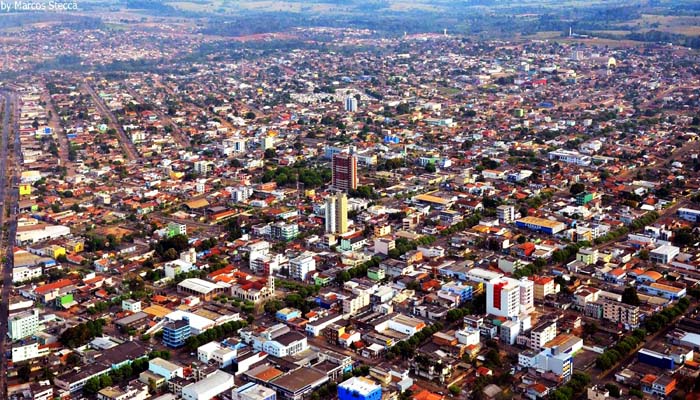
(339, 376, 381, 396)
(178, 278, 230, 294)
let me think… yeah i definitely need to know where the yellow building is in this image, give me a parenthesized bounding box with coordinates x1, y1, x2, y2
(65, 240, 84, 253)
(373, 225, 391, 237)
(45, 245, 66, 259)
(19, 184, 32, 196)
(169, 171, 185, 180)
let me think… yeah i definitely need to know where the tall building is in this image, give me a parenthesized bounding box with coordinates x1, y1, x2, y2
(519, 277, 534, 313)
(530, 320, 557, 351)
(345, 96, 358, 112)
(9, 309, 40, 341)
(163, 320, 191, 348)
(325, 192, 349, 234)
(497, 205, 515, 224)
(486, 278, 522, 318)
(290, 252, 316, 281)
(332, 153, 358, 192)
(602, 298, 640, 328)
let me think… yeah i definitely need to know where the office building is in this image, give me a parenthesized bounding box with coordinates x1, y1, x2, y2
(325, 192, 349, 234)
(332, 153, 358, 192)
(163, 320, 191, 348)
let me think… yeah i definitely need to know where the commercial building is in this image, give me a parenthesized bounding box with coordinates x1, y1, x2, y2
(637, 348, 675, 370)
(649, 244, 680, 264)
(388, 314, 426, 336)
(54, 363, 112, 392)
(181, 370, 235, 400)
(16, 224, 71, 245)
(638, 282, 686, 300)
(148, 358, 184, 381)
(12, 341, 49, 363)
(332, 153, 358, 192)
(267, 367, 329, 400)
(548, 149, 592, 166)
(232, 383, 277, 400)
(338, 377, 382, 400)
(197, 341, 237, 368)
(678, 208, 700, 222)
(163, 320, 191, 348)
(515, 217, 566, 235)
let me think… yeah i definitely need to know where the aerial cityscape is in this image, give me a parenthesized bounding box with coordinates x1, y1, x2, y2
(1, 1, 700, 399)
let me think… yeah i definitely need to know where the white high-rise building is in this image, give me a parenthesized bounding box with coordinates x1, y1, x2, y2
(290, 252, 316, 281)
(519, 277, 535, 313)
(248, 241, 270, 269)
(9, 309, 40, 341)
(497, 205, 515, 224)
(345, 96, 358, 112)
(486, 278, 523, 318)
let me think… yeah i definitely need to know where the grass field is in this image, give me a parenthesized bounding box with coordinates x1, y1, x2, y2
(615, 14, 700, 36)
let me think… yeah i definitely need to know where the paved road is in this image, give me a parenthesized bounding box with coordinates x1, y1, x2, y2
(124, 83, 190, 148)
(82, 82, 140, 161)
(40, 81, 75, 176)
(0, 90, 19, 398)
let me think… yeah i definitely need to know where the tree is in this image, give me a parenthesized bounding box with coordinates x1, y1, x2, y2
(449, 385, 461, 396)
(18, 364, 31, 382)
(264, 148, 276, 159)
(100, 374, 113, 388)
(569, 183, 585, 195)
(605, 383, 621, 397)
(83, 377, 101, 395)
(425, 162, 436, 173)
(622, 286, 641, 306)
(163, 248, 178, 261)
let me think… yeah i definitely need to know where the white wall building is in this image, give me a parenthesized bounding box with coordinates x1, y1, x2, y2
(181, 370, 235, 400)
(198, 341, 237, 368)
(530, 321, 557, 351)
(289, 252, 316, 281)
(486, 278, 521, 318)
(9, 309, 40, 341)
